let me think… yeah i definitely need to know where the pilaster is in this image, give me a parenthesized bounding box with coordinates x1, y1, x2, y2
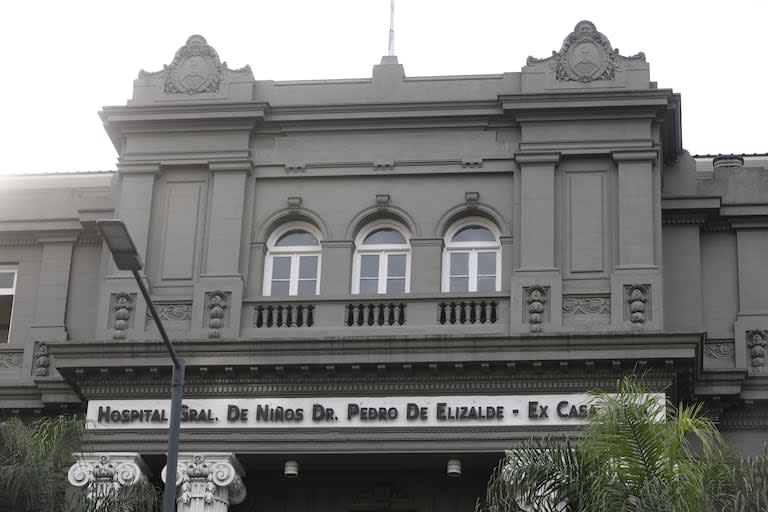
(30, 232, 79, 341)
(163, 453, 246, 512)
(320, 241, 353, 295)
(411, 238, 442, 294)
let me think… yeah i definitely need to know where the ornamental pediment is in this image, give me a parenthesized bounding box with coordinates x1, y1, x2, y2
(522, 21, 650, 92)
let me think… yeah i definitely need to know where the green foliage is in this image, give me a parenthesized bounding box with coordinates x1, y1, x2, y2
(476, 376, 768, 512)
(0, 415, 159, 512)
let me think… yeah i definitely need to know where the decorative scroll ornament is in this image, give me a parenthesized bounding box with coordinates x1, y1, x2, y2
(112, 292, 134, 340)
(626, 284, 648, 329)
(151, 304, 192, 321)
(526, 286, 547, 333)
(208, 292, 228, 338)
(0, 351, 23, 368)
(747, 330, 768, 368)
(562, 297, 610, 316)
(32, 344, 50, 377)
(164, 35, 224, 95)
(703, 342, 736, 360)
(68, 454, 148, 505)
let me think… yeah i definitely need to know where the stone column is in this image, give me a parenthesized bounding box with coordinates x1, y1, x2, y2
(68, 453, 150, 504)
(163, 453, 246, 512)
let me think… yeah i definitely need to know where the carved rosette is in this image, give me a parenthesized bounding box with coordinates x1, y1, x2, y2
(163, 454, 246, 511)
(207, 292, 228, 338)
(747, 330, 768, 369)
(526, 286, 547, 333)
(68, 453, 148, 504)
(626, 284, 648, 329)
(32, 343, 50, 377)
(112, 292, 134, 340)
(164, 35, 224, 95)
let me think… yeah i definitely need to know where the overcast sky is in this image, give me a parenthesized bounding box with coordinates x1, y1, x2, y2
(0, 0, 765, 175)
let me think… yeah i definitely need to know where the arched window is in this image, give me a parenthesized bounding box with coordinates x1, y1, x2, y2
(442, 218, 501, 292)
(353, 221, 411, 295)
(263, 222, 321, 296)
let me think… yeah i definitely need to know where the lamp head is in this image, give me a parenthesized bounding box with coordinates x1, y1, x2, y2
(96, 219, 144, 271)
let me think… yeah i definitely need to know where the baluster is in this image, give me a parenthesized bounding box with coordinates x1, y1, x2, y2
(438, 303, 447, 325)
(387, 304, 395, 325)
(490, 301, 498, 323)
(367, 304, 376, 326)
(286, 305, 294, 327)
(296, 305, 304, 327)
(276, 305, 284, 327)
(397, 303, 405, 325)
(307, 305, 315, 327)
(479, 301, 488, 324)
(266, 305, 274, 327)
(256, 305, 264, 328)
(357, 304, 366, 326)
(449, 302, 457, 324)
(346, 305, 354, 326)
(459, 301, 467, 324)
(469, 301, 477, 324)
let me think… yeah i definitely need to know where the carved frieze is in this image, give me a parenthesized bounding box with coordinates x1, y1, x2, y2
(207, 292, 229, 338)
(148, 304, 193, 322)
(747, 330, 768, 371)
(703, 341, 736, 360)
(0, 351, 23, 368)
(562, 296, 610, 316)
(112, 293, 135, 340)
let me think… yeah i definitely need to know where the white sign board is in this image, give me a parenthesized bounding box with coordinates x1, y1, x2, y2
(85, 394, 661, 430)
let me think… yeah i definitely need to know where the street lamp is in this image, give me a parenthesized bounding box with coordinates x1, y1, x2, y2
(96, 219, 184, 512)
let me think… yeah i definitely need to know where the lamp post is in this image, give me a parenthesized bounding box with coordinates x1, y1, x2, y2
(96, 219, 184, 512)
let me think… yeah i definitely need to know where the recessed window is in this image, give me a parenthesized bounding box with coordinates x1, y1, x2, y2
(0, 267, 16, 343)
(442, 219, 501, 293)
(263, 223, 321, 297)
(353, 222, 411, 295)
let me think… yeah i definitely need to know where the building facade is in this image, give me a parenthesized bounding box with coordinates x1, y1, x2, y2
(1, 21, 767, 511)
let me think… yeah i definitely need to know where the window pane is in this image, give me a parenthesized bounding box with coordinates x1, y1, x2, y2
(299, 256, 318, 279)
(450, 253, 469, 276)
(359, 279, 378, 295)
(450, 277, 469, 292)
(297, 280, 316, 296)
(0, 295, 12, 343)
(386, 278, 405, 294)
(452, 226, 495, 243)
(360, 255, 379, 278)
(477, 252, 497, 275)
(363, 228, 406, 245)
(271, 257, 291, 279)
(387, 255, 406, 277)
(276, 230, 319, 246)
(477, 276, 496, 292)
(0, 272, 14, 290)
(271, 281, 290, 296)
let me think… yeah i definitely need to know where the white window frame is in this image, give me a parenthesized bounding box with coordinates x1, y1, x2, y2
(0, 266, 17, 343)
(441, 218, 501, 293)
(262, 222, 322, 297)
(352, 221, 411, 295)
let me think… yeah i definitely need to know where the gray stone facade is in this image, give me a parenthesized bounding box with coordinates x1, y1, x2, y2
(1, 22, 767, 511)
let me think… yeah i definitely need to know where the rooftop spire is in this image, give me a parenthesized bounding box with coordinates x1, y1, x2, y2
(388, 0, 395, 56)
